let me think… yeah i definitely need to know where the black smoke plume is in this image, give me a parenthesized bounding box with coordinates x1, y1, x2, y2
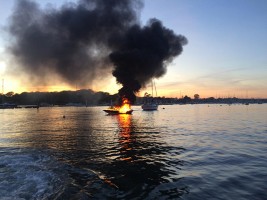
(8, 0, 142, 86)
(110, 19, 187, 104)
(7, 0, 187, 104)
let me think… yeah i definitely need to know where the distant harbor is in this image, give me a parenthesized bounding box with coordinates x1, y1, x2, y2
(0, 103, 18, 109)
(0, 103, 39, 109)
(0, 89, 266, 108)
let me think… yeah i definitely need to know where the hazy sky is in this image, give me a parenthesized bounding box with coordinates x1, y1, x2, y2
(0, 0, 267, 98)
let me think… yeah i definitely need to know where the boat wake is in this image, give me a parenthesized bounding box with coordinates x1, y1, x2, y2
(0, 148, 67, 199)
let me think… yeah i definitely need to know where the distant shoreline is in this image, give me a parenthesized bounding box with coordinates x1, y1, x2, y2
(1, 89, 266, 107)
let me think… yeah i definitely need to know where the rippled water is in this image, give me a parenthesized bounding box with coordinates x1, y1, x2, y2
(0, 104, 267, 199)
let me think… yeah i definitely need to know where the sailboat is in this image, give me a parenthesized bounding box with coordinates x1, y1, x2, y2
(142, 81, 158, 111)
(244, 90, 249, 105)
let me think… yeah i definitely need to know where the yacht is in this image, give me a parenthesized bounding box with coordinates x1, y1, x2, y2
(141, 103, 158, 111)
(142, 81, 158, 111)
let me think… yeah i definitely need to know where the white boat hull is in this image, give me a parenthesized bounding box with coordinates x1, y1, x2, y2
(142, 104, 158, 111)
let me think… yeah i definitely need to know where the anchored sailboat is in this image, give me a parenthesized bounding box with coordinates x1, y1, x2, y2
(142, 80, 158, 111)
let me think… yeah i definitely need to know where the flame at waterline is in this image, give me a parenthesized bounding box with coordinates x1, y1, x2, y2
(112, 98, 132, 114)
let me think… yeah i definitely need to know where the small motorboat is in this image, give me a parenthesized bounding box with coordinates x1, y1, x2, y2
(103, 108, 133, 115)
(104, 98, 133, 115)
(103, 108, 119, 115)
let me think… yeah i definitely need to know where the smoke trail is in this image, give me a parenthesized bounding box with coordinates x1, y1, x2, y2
(7, 0, 187, 103)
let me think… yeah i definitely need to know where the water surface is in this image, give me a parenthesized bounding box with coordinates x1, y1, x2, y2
(0, 104, 267, 199)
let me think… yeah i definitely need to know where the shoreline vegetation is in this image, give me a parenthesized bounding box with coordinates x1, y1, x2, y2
(1, 89, 266, 108)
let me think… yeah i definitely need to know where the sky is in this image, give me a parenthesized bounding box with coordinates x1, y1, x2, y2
(0, 0, 267, 98)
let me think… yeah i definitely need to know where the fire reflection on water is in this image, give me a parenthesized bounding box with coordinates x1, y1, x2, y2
(116, 114, 135, 161)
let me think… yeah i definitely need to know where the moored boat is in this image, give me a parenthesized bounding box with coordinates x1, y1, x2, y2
(25, 105, 39, 108)
(142, 80, 158, 111)
(141, 103, 158, 111)
(103, 99, 133, 115)
(103, 108, 133, 115)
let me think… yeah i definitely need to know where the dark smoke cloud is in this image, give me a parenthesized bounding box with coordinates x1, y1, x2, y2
(7, 0, 187, 103)
(8, 0, 142, 86)
(110, 19, 188, 103)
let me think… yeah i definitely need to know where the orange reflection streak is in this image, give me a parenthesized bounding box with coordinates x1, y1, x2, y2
(117, 114, 134, 161)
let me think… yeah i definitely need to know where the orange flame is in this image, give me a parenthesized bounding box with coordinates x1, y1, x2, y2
(113, 98, 132, 114)
(119, 98, 131, 113)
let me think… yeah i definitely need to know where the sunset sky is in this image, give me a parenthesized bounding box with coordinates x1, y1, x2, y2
(0, 0, 267, 98)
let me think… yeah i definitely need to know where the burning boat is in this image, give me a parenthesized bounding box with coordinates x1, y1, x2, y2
(103, 98, 133, 115)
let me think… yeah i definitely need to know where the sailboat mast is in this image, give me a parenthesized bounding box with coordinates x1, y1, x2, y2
(154, 80, 157, 97)
(151, 81, 153, 97)
(1, 79, 4, 104)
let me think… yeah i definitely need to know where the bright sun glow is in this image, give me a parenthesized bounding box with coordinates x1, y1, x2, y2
(0, 61, 6, 74)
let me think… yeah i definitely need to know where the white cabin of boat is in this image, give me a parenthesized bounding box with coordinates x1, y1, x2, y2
(142, 80, 158, 111)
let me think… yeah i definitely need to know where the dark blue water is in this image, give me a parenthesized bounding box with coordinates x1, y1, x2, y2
(0, 104, 267, 199)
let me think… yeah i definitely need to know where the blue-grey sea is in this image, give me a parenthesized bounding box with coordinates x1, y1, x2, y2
(0, 104, 267, 199)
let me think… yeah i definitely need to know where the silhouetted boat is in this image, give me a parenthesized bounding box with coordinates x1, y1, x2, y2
(103, 107, 133, 115)
(25, 105, 39, 108)
(104, 99, 133, 115)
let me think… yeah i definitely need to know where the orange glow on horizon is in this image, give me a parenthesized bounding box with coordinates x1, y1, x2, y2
(151, 87, 267, 99)
(6, 84, 77, 94)
(4, 85, 267, 99)
(2, 76, 266, 99)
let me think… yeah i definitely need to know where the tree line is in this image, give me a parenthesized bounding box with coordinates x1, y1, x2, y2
(0, 89, 118, 106)
(1, 90, 266, 106)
